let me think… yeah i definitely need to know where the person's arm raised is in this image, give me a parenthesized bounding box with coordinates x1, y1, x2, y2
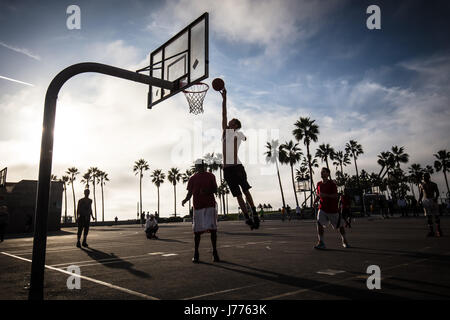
(221, 89, 227, 131)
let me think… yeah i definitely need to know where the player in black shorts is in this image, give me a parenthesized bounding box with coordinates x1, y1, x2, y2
(220, 88, 259, 230)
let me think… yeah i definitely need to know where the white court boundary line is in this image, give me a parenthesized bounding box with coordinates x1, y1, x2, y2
(1, 252, 159, 300)
(182, 284, 261, 300)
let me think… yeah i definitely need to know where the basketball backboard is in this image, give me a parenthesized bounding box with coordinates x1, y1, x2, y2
(148, 12, 208, 108)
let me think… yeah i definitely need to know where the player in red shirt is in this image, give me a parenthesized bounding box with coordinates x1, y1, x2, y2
(314, 167, 349, 249)
(182, 159, 220, 263)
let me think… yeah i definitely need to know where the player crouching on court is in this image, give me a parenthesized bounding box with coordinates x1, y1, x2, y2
(182, 159, 220, 263)
(145, 213, 159, 239)
(314, 167, 350, 250)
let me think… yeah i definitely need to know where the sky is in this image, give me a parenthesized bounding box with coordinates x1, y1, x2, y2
(1, 0, 449, 220)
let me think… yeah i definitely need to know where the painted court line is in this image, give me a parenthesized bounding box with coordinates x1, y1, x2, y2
(182, 284, 261, 300)
(1, 252, 159, 300)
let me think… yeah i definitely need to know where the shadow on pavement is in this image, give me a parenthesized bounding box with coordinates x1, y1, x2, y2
(201, 261, 406, 300)
(81, 247, 151, 279)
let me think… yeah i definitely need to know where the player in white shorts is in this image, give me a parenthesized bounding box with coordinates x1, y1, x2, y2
(418, 173, 442, 237)
(314, 167, 349, 249)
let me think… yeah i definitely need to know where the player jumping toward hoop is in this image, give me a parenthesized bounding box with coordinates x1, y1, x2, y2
(314, 167, 349, 249)
(220, 87, 260, 230)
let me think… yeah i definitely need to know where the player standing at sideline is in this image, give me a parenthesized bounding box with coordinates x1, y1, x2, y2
(76, 189, 95, 248)
(314, 167, 350, 249)
(419, 173, 442, 237)
(182, 159, 220, 263)
(219, 87, 260, 230)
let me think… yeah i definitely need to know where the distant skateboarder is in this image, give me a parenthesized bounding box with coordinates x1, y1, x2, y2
(182, 159, 220, 263)
(219, 87, 260, 230)
(76, 189, 95, 248)
(145, 214, 159, 239)
(419, 173, 442, 237)
(314, 168, 349, 249)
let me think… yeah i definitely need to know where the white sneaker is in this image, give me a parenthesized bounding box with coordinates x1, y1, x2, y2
(342, 242, 350, 248)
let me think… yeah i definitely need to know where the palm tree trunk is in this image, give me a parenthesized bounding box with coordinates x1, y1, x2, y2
(93, 178, 97, 222)
(443, 170, 450, 196)
(306, 143, 314, 208)
(410, 182, 416, 199)
(64, 183, 67, 223)
(139, 171, 143, 217)
(275, 159, 286, 209)
(340, 163, 344, 175)
(157, 186, 160, 216)
(220, 168, 226, 215)
(101, 182, 105, 222)
(290, 164, 299, 208)
(71, 182, 76, 220)
(353, 155, 365, 214)
(174, 184, 177, 217)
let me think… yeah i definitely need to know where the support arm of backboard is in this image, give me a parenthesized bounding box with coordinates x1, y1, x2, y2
(28, 62, 174, 300)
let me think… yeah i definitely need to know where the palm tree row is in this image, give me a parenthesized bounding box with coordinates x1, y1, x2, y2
(264, 116, 449, 210)
(52, 167, 109, 222)
(135, 153, 231, 218)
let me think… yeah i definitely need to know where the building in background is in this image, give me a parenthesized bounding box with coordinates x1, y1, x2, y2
(0, 169, 63, 234)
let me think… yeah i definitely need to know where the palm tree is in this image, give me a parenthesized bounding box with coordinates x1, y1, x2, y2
(214, 153, 226, 215)
(51, 174, 58, 181)
(295, 165, 309, 206)
(264, 140, 286, 210)
(81, 171, 92, 189)
(332, 150, 351, 175)
(167, 168, 181, 217)
(315, 143, 335, 173)
(61, 175, 69, 223)
(88, 167, 100, 221)
(181, 169, 194, 215)
(345, 140, 364, 212)
(377, 151, 393, 179)
(345, 140, 364, 185)
(66, 167, 79, 220)
(391, 145, 409, 168)
(293, 117, 319, 207)
(434, 149, 450, 196)
(408, 164, 424, 198)
(150, 169, 165, 217)
(133, 159, 150, 219)
(98, 170, 109, 222)
(279, 140, 303, 208)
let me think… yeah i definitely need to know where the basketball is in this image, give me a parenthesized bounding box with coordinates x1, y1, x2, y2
(212, 78, 225, 91)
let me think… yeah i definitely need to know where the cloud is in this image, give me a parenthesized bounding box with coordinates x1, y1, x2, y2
(0, 41, 41, 61)
(149, 0, 343, 68)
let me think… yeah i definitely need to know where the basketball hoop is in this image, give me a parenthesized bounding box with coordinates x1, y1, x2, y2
(183, 83, 209, 115)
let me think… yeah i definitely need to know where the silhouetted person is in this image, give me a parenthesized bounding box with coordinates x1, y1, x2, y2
(76, 189, 95, 248)
(182, 159, 219, 263)
(145, 213, 159, 239)
(339, 189, 352, 227)
(314, 167, 349, 249)
(220, 88, 259, 230)
(0, 203, 9, 242)
(419, 173, 442, 237)
(114, 216, 118, 224)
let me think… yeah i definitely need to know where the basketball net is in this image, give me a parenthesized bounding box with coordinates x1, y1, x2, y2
(183, 83, 209, 115)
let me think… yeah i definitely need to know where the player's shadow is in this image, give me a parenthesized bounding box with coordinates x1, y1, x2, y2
(156, 238, 187, 243)
(81, 247, 150, 279)
(336, 246, 450, 263)
(202, 261, 406, 300)
(219, 231, 282, 237)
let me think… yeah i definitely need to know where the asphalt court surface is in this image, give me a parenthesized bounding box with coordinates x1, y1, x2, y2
(1, 216, 449, 300)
